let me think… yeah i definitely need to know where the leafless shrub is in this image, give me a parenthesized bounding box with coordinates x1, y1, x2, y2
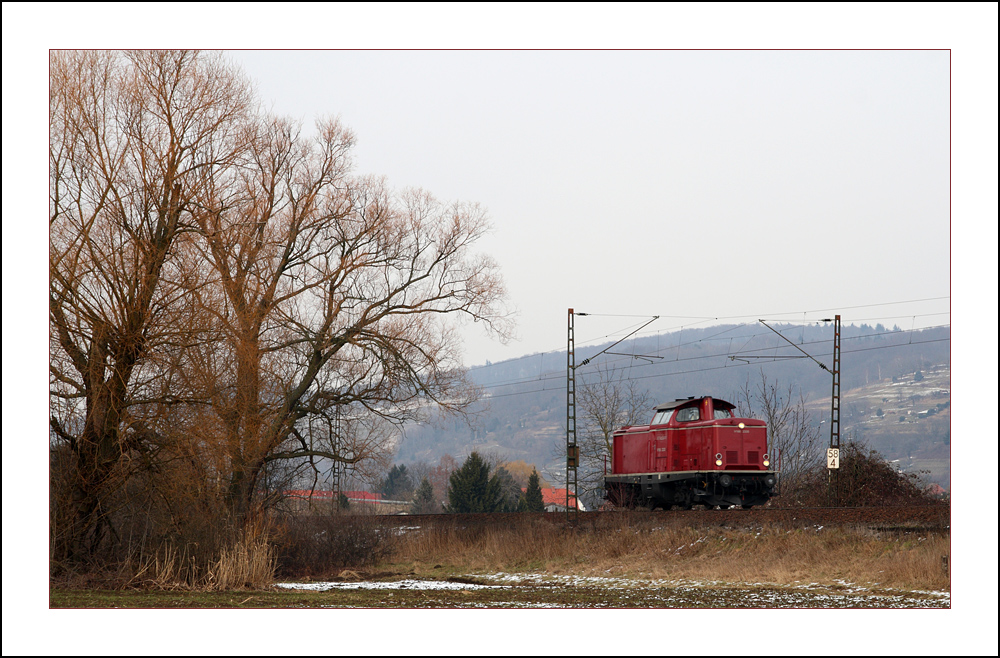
(786, 438, 941, 507)
(273, 513, 399, 578)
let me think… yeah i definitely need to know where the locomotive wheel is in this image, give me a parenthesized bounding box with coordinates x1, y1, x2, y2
(674, 489, 693, 510)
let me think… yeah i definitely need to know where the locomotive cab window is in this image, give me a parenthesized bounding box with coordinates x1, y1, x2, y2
(675, 407, 700, 422)
(651, 410, 674, 425)
(714, 408, 733, 419)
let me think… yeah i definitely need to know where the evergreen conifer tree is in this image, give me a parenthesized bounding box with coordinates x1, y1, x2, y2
(446, 452, 502, 513)
(412, 477, 437, 514)
(523, 469, 545, 512)
(381, 464, 414, 500)
(493, 466, 522, 512)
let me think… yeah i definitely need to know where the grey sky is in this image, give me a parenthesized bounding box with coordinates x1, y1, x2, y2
(231, 48, 951, 365)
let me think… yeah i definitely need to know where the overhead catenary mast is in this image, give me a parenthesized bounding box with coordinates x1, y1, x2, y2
(828, 315, 842, 505)
(566, 309, 659, 521)
(566, 309, 578, 522)
(755, 315, 842, 505)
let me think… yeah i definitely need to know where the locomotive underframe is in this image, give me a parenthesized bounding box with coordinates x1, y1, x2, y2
(604, 470, 777, 509)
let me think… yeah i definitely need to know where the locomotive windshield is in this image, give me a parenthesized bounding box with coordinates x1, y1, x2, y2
(650, 409, 674, 425)
(714, 408, 733, 419)
(675, 407, 700, 422)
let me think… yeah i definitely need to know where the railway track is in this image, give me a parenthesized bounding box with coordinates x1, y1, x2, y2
(369, 504, 950, 532)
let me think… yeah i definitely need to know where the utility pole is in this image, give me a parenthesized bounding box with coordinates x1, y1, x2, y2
(566, 308, 579, 523)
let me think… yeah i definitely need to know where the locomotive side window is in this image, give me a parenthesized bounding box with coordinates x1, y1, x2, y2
(651, 410, 674, 425)
(676, 407, 700, 422)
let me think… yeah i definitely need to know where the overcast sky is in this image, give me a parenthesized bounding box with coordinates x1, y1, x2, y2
(5, 4, 998, 656)
(230, 48, 953, 366)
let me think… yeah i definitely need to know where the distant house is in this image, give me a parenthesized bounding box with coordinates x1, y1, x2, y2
(536, 487, 586, 512)
(280, 489, 410, 514)
(342, 490, 383, 503)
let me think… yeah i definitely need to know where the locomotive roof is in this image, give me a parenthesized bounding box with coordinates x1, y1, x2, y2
(654, 396, 735, 412)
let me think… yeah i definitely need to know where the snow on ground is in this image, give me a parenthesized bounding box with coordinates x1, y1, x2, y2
(275, 573, 950, 607)
(276, 579, 509, 592)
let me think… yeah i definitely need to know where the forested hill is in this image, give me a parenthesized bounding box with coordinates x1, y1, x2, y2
(396, 322, 950, 480)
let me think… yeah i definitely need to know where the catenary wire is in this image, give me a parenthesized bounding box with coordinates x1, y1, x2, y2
(475, 334, 950, 400)
(467, 321, 950, 392)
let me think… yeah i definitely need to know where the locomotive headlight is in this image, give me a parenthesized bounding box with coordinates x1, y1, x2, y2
(715, 453, 723, 467)
(762, 454, 770, 467)
(738, 422, 745, 429)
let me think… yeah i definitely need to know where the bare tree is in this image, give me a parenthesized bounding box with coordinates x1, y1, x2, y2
(420, 453, 459, 513)
(734, 370, 825, 496)
(576, 363, 652, 506)
(49, 50, 255, 562)
(49, 49, 513, 567)
(182, 120, 513, 521)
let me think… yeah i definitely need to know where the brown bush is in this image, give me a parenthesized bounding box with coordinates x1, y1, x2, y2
(49, 441, 277, 590)
(780, 439, 941, 507)
(273, 513, 399, 578)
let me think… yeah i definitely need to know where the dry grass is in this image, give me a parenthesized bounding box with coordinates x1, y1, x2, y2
(52, 513, 948, 594)
(391, 515, 950, 591)
(209, 533, 276, 590)
(120, 528, 276, 591)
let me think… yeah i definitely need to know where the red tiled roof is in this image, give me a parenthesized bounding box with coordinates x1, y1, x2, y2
(522, 487, 582, 510)
(541, 488, 579, 508)
(344, 491, 383, 502)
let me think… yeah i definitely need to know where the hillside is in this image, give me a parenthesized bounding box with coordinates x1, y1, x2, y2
(395, 323, 950, 488)
(817, 363, 951, 488)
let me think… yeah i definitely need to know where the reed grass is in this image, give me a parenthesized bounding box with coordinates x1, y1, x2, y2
(117, 527, 276, 591)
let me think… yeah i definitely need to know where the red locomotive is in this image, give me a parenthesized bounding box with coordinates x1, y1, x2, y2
(604, 396, 777, 509)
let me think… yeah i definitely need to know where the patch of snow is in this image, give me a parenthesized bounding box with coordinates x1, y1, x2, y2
(276, 579, 509, 592)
